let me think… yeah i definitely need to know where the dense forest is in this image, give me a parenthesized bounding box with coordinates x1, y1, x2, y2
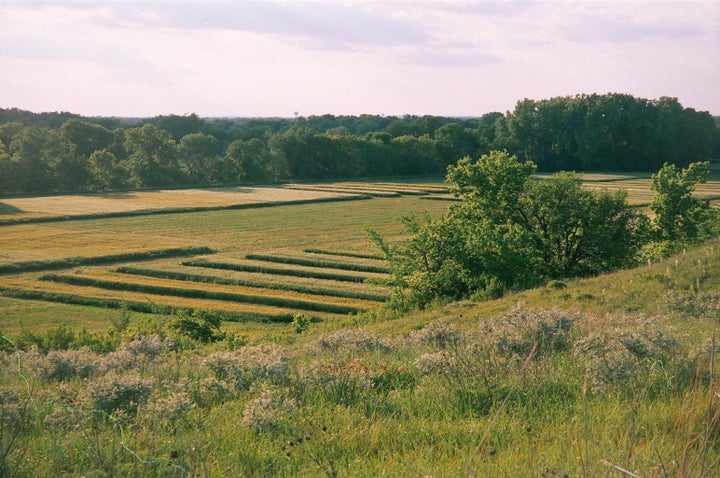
(1, 93, 718, 196)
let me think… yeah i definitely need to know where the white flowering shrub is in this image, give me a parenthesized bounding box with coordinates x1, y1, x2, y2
(413, 352, 450, 375)
(486, 306, 575, 359)
(78, 372, 153, 415)
(314, 328, 388, 354)
(574, 317, 690, 394)
(242, 385, 296, 432)
(42, 347, 101, 382)
(202, 345, 289, 391)
(411, 321, 463, 349)
(101, 334, 174, 373)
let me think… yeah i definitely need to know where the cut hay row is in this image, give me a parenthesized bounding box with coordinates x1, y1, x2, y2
(340, 182, 450, 194)
(284, 185, 400, 198)
(115, 267, 390, 302)
(419, 195, 462, 202)
(304, 248, 385, 261)
(0, 194, 372, 227)
(245, 253, 390, 274)
(0, 247, 213, 275)
(0, 287, 295, 323)
(40, 274, 364, 315)
(184, 259, 375, 283)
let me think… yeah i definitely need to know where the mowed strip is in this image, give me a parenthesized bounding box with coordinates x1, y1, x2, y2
(0, 273, 348, 320)
(184, 258, 388, 283)
(0, 187, 360, 221)
(39, 268, 378, 313)
(115, 267, 390, 302)
(123, 257, 392, 296)
(245, 253, 390, 274)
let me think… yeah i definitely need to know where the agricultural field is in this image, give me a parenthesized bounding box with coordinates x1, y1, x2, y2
(1, 177, 720, 477)
(1, 175, 719, 337)
(0, 181, 453, 335)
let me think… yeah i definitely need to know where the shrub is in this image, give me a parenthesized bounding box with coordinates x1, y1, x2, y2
(42, 348, 101, 382)
(101, 334, 173, 372)
(79, 372, 152, 415)
(202, 346, 289, 391)
(242, 385, 297, 432)
(411, 320, 464, 349)
(314, 328, 388, 354)
(573, 317, 691, 394)
(487, 306, 575, 359)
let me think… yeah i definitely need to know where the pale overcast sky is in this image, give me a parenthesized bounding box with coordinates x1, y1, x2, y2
(1, 1, 718, 118)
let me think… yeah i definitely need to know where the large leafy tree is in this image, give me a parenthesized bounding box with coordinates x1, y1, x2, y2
(649, 161, 719, 251)
(178, 132, 219, 185)
(124, 124, 180, 187)
(372, 151, 646, 308)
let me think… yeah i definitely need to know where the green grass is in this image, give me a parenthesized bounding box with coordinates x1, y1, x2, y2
(244, 253, 390, 273)
(184, 259, 382, 283)
(39, 273, 366, 315)
(1, 238, 719, 476)
(115, 266, 390, 302)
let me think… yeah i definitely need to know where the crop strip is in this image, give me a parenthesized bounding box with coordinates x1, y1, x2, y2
(0, 287, 295, 322)
(115, 267, 390, 302)
(303, 248, 385, 260)
(184, 260, 373, 283)
(245, 254, 390, 273)
(0, 247, 214, 275)
(39, 274, 363, 315)
(0, 195, 372, 227)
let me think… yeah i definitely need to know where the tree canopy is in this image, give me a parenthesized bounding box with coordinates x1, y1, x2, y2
(1, 93, 717, 196)
(370, 151, 716, 310)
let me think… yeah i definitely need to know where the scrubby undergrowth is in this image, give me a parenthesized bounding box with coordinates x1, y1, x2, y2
(1, 239, 719, 477)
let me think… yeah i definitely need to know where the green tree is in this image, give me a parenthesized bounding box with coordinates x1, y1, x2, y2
(88, 149, 127, 190)
(124, 124, 179, 187)
(224, 138, 271, 182)
(650, 161, 719, 249)
(371, 151, 645, 308)
(60, 119, 115, 158)
(178, 132, 219, 184)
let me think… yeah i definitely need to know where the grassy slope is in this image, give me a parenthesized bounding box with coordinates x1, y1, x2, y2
(1, 239, 718, 477)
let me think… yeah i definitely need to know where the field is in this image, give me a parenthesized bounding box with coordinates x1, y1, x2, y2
(2, 176, 720, 337)
(0, 181, 453, 336)
(1, 176, 720, 477)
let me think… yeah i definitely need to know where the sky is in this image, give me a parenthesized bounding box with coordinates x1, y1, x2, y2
(1, 0, 719, 118)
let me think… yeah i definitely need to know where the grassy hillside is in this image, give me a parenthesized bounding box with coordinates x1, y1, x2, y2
(1, 238, 718, 477)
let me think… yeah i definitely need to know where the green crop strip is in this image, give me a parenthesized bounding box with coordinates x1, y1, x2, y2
(183, 260, 374, 283)
(0, 247, 214, 275)
(303, 248, 385, 260)
(245, 254, 390, 273)
(115, 267, 389, 302)
(0, 286, 295, 322)
(39, 274, 364, 315)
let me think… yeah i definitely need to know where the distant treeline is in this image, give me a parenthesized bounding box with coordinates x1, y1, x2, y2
(1, 93, 718, 196)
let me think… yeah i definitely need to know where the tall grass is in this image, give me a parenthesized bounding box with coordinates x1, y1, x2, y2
(0, 241, 718, 476)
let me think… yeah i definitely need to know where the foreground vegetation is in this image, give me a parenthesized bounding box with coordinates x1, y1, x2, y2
(1, 238, 718, 477)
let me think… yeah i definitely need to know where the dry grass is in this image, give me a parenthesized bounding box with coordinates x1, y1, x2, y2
(0, 186, 357, 221)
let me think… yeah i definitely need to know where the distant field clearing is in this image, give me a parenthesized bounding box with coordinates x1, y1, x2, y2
(0, 186, 359, 220)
